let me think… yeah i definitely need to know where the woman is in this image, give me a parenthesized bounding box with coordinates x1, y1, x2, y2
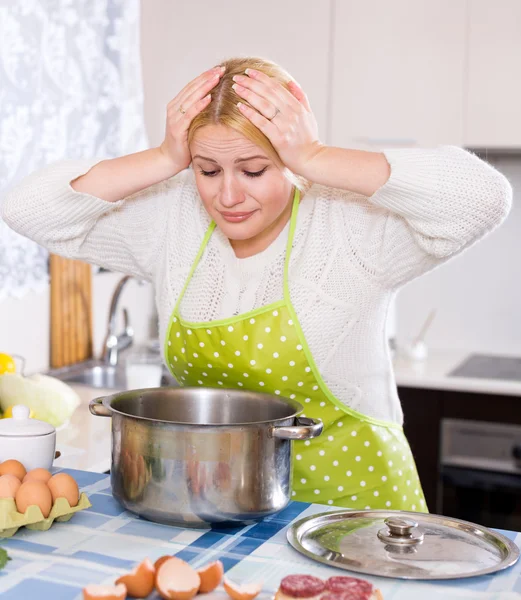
(2, 57, 511, 511)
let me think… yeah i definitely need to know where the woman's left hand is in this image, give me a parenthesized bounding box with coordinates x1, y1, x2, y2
(232, 70, 324, 177)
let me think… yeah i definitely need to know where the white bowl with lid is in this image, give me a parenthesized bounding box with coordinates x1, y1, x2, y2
(0, 405, 56, 470)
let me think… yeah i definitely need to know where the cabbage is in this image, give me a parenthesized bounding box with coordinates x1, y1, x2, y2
(0, 373, 80, 427)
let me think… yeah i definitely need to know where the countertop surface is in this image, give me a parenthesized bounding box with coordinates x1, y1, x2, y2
(54, 385, 112, 473)
(0, 469, 520, 599)
(394, 348, 521, 397)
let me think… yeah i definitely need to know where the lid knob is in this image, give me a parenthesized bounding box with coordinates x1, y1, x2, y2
(11, 405, 30, 420)
(386, 517, 418, 536)
(0, 404, 54, 437)
(378, 517, 424, 546)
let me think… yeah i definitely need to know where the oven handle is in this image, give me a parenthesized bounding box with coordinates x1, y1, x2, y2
(441, 465, 521, 492)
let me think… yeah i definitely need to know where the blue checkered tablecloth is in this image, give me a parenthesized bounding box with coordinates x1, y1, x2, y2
(0, 469, 520, 599)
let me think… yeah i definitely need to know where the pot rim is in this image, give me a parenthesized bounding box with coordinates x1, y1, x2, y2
(98, 386, 304, 427)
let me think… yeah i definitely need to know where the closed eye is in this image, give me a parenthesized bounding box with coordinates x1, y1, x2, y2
(244, 167, 268, 178)
(198, 166, 269, 178)
(199, 169, 219, 177)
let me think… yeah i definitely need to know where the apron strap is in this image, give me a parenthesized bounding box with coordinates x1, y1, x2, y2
(172, 220, 216, 315)
(174, 186, 301, 315)
(283, 187, 301, 303)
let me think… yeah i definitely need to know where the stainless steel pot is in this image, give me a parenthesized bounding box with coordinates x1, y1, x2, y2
(89, 387, 323, 526)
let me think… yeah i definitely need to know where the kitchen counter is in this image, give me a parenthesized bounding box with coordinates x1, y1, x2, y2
(394, 348, 521, 397)
(54, 385, 112, 473)
(0, 468, 520, 599)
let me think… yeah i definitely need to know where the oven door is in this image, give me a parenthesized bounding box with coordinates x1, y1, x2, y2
(441, 465, 521, 531)
(440, 418, 521, 530)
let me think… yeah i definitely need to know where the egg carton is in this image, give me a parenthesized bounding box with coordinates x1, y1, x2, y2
(0, 492, 91, 537)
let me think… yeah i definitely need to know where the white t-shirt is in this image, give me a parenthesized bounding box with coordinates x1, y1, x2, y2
(2, 145, 512, 423)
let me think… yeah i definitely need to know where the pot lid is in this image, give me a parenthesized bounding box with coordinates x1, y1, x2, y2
(287, 510, 520, 580)
(0, 405, 55, 437)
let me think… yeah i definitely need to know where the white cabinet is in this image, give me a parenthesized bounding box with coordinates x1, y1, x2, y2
(140, 0, 332, 147)
(330, 0, 467, 150)
(465, 0, 521, 149)
(141, 0, 521, 153)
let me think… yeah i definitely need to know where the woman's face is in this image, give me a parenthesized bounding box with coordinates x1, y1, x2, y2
(190, 125, 294, 256)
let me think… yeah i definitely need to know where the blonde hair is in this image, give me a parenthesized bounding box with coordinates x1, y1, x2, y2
(188, 56, 308, 190)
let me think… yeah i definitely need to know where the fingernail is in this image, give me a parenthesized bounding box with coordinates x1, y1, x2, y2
(245, 68, 255, 76)
(237, 102, 245, 109)
(232, 75, 242, 83)
(220, 65, 226, 72)
(232, 83, 240, 92)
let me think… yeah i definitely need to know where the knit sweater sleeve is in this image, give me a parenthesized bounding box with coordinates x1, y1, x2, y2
(1, 159, 179, 281)
(339, 145, 512, 288)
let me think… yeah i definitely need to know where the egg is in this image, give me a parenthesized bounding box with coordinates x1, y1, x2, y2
(23, 468, 52, 484)
(155, 557, 200, 600)
(83, 583, 127, 600)
(47, 473, 79, 507)
(116, 558, 155, 598)
(197, 560, 224, 593)
(223, 578, 262, 600)
(0, 459, 27, 481)
(154, 556, 172, 571)
(15, 480, 53, 517)
(0, 474, 22, 498)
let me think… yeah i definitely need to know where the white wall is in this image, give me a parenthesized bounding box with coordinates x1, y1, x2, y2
(139, 0, 332, 148)
(90, 274, 157, 363)
(1, 273, 156, 375)
(1, 289, 50, 374)
(395, 155, 521, 355)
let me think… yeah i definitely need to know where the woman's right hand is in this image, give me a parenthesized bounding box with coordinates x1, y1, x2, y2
(67, 67, 225, 203)
(159, 65, 226, 173)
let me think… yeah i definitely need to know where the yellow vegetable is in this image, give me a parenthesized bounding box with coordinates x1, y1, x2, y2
(0, 354, 15, 375)
(2, 406, 34, 419)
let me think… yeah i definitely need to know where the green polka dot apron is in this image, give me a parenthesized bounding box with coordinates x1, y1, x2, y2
(165, 189, 427, 512)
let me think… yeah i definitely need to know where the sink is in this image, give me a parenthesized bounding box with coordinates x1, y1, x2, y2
(48, 361, 178, 390)
(62, 365, 128, 388)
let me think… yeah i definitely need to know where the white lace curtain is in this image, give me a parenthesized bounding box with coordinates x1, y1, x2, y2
(0, 0, 148, 299)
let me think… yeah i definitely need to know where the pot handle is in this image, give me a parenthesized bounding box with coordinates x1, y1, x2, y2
(272, 417, 323, 441)
(89, 397, 112, 417)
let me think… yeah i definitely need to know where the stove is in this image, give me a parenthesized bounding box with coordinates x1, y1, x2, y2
(449, 354, 521, 382)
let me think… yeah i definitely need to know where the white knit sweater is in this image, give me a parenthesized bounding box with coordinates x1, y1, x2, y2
(2, 146, 512, 423)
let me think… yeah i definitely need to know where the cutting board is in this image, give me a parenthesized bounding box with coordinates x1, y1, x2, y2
(49, 255, 93, 368)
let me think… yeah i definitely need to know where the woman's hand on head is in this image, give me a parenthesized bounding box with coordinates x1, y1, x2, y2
(159, 66, 225, 174)
(233, 70, 324, 178)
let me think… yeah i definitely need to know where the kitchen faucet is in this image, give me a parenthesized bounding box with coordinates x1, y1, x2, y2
(102, 275, 135, 366)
